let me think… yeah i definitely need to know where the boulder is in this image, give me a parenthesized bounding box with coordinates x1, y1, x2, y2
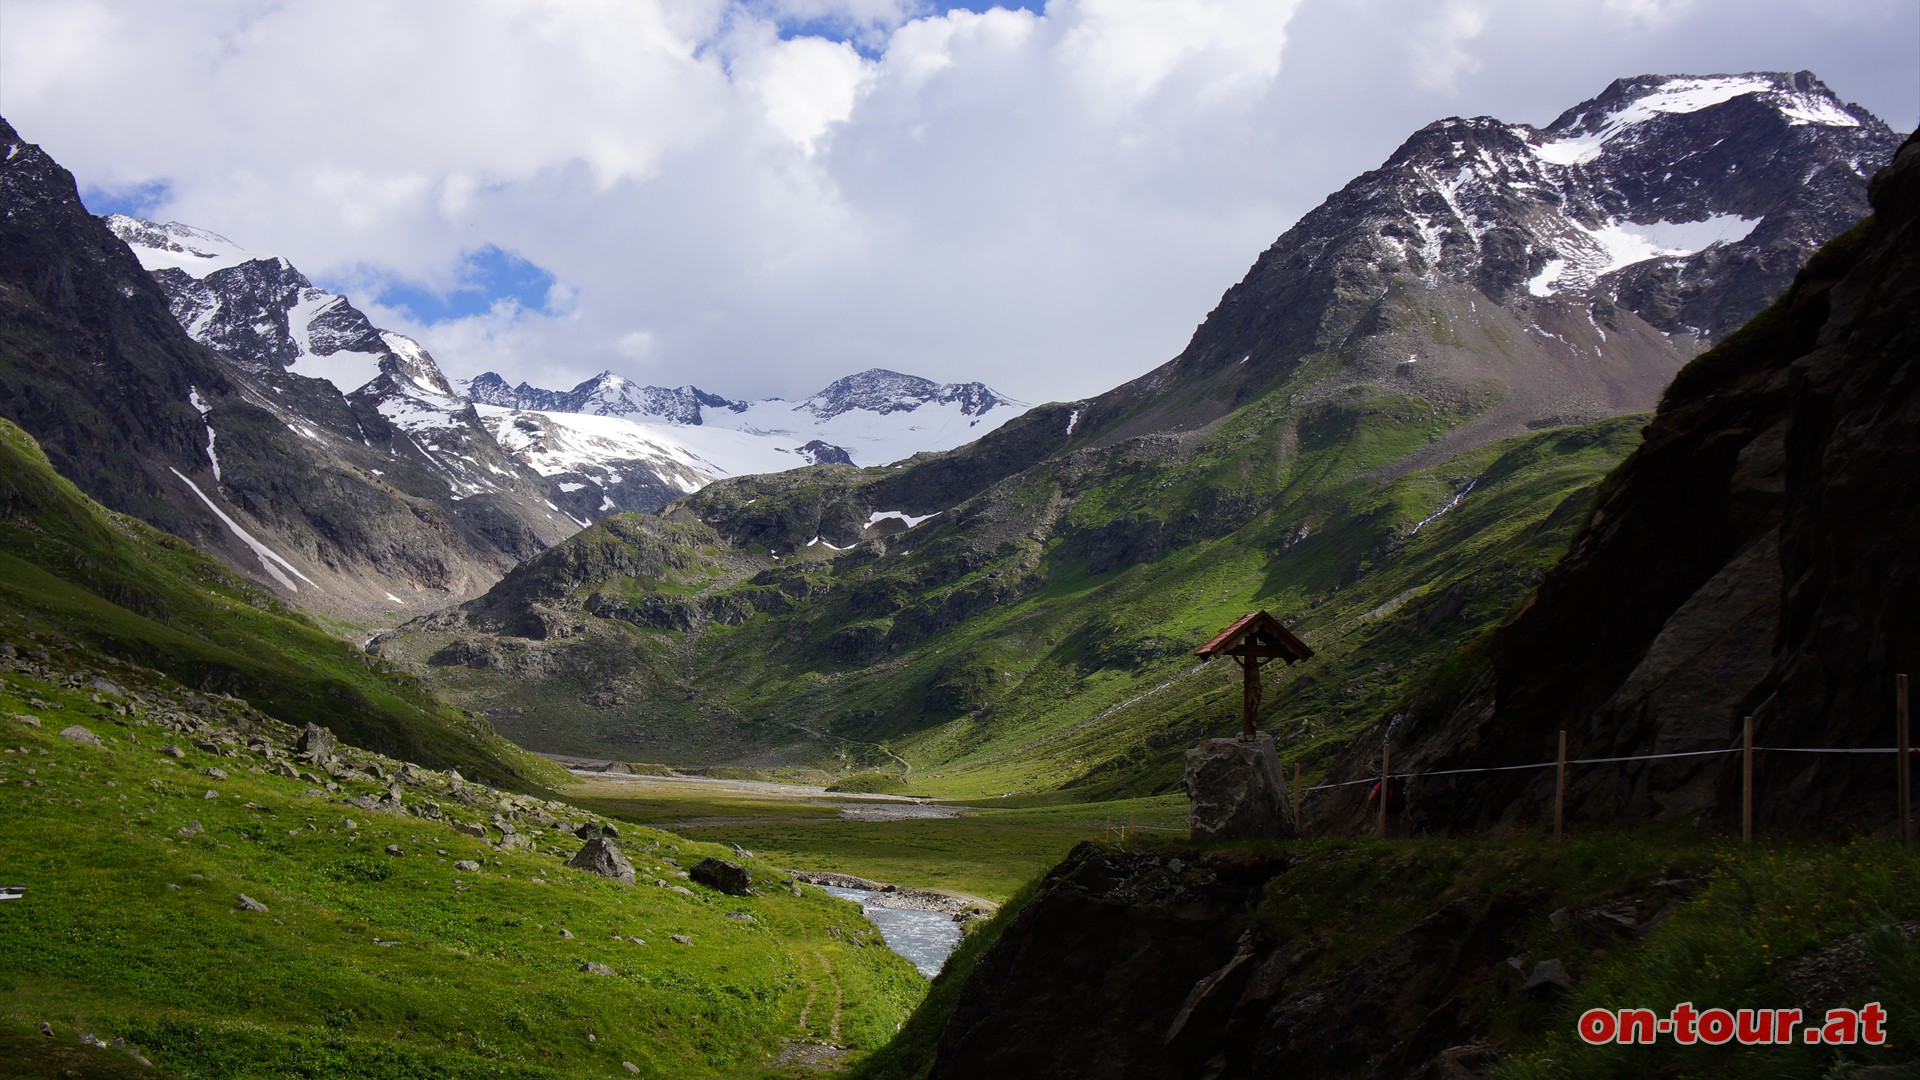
(1184, 735, 1294, 841)
(690, 857, 755, 896)
(567, 837, 636, 885)
(58, 725, 103, 748)
(295, 723, 334, 756)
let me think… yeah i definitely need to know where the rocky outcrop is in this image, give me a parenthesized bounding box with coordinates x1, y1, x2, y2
(1318, 131, 1920, 836)
(1185, 736, 1294, 841)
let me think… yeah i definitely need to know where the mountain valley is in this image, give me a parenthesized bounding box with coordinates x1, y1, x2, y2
(1, 65, 1915, 1080)
(371, 73, 1902, 805)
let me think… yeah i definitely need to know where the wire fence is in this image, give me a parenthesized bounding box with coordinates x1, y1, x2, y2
(1105, 674, 1915, 846)
(1304, 745, 1906, 792)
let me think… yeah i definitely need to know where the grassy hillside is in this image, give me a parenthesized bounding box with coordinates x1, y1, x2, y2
(377, 363, 1646, 799)
(0, 660, 920, 1079)
(0, 418, 561, 791)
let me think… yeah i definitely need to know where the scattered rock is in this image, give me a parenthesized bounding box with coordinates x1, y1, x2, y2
(384, 845, 404, 857)
(80, 1032, 107, 1048)
(580, 961, 615, 975)
(37, 1021, 52, 1038)
(87, 676, 125, 697)
(1548, 907, 1572, 933)
(203, 789, 219, 800)
(567, 837, 636, 885)
(454, 860, 480, 872)
(58, 725, 103, 748)
(726, 912, 757, 924)
(296, 722, 335, 756)
(1523, 958, 1572, 994)
(560, 928, 574, 939)
(342, 819, 357, 830)
(177, 821, 204, 837)
(670, 934, 694, 946)
(1184, 734, 1295, 841)
(691, 857, 755, 896)
(235, 894, 269, 912)
(624, 1062, 641, 1073)
(12, 714, 38, 728)
(161, 743, 185, 758)
(204, 766, 228, 780)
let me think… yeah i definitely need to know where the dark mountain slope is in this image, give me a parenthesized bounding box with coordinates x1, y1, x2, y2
(0, 118, 572, 623)
(1318, 131, 1920, 835)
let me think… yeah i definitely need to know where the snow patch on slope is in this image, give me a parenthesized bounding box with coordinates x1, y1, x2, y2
(169, 467, 315, 592)
(1528, 213, 1759, 296)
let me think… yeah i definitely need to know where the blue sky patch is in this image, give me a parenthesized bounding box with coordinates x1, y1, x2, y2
(80, 179, 175, 220)
(770, 2, 1045, 57)
(362, 245, 559, 325)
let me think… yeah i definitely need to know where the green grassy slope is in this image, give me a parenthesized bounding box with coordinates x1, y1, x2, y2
(0, 664, 920, 1078)
(378, 365, 1646, 799)
(0, 418, 561, 791)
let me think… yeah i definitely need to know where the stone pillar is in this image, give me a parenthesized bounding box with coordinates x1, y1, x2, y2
(1185, 734, 1295, 841)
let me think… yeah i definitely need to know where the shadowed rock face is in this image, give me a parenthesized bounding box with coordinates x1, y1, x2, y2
(927, 844, 1543, 1080)
(1316, 131, 1920, 836)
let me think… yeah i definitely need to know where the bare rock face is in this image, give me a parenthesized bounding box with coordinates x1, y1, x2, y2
(567, 837, 635, 885)
(1185, 735, 1294, 841)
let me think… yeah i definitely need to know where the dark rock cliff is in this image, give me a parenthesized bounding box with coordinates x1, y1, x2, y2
(926, 843, 1549, 1080)
(1314, 130, 1920, 836)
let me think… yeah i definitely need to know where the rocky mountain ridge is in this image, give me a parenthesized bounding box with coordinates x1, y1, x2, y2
(1062, 71, 1898, 452)
(461, 366, 1030, 519)
(0, 118, 583, 622)
(99, 208, 1032, 536)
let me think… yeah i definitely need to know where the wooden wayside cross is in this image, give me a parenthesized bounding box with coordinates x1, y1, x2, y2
(1194, 611, 1314, 739)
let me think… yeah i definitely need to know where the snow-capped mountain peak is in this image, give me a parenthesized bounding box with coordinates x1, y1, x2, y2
(1531, 72, 1865, 166)
(103, 215, 265, 279)
(799, 368, 1019, 421)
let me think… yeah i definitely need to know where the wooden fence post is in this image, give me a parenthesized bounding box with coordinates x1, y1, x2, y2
(1742, 716, 1754, 845)
(1292, 761, 1303, 831)
(1899, 674, 1911, 848)
(1554, 730, 1568, 844)
(1379, 742, 1391, 839)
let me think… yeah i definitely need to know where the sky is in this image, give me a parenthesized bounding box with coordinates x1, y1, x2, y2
(2, 0, 1914, 405)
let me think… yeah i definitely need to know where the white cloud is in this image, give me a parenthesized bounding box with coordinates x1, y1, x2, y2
(1, 0, 1913, 407)
(1410, 1, 1492, 93)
